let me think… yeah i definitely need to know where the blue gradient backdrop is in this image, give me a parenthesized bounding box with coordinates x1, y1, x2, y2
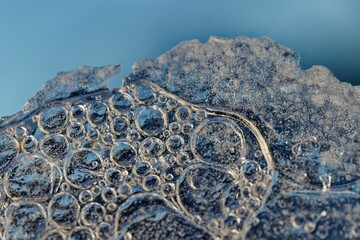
(0, 0, 359, 116)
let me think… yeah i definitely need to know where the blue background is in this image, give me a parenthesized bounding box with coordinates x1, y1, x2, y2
(0, 0, 359, 117)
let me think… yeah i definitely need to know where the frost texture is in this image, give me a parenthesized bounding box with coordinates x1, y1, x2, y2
(0, 36, 360, 239)
(23, 64, 121, 111)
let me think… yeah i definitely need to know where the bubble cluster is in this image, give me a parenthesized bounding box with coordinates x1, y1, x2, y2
(0, 82, 274, 239)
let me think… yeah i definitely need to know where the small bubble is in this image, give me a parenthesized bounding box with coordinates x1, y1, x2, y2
(102, 132, 115, 145)
(242, 162, 260, 180)
(161, 182, 176, 197)
(105, 168, 127, 184)
(61, 182, 71, 192)
(110, 142, 137, 167)
(194, 109, 206, 121)
(117, 183, 132, 196)
(176, 152, 190, 165)
(142, 174, 161, 191)
(106, 202, 118, 212)
(136, 107, 167, 136)
(133, 161, 152, 176)
(91, 186, 102, 195)
(87, 101, 109, 126)
(304, 221, 316, 233)
(290, 214, 305, 228)
(104, 215, 113, 222)
(158, 94, 167, 103)
(166, 135, 185, 153)
(79, 190, 94, 204)
(95, 222, 113, 240)
(67, 122, 86, 140)
(182, 123, 193, 134)
(87, 128, 100, 141)
(71, 104, 86, 119)
(81, 202, 105, 226)
(110, 116, 130, 136)
(166, 99, 177, 110)
(164, 154, 176, 165)
(14, 126, 27, 139)
(166, 173, 174, 181)
(38, 105, 68, 133)
(111, 92, 133, 113)
(22, 135, 38, 153)
(175, 106, 192, 122)
(101, 187, 117, 202)
(126, 130, 142, 142)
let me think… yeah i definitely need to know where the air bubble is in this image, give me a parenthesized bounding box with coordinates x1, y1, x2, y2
(48, 192, 80, 228)
(142, 174, 161, 191)
(91, 186, 102, 195)
(133, 161, 152, 177)
(117, 183, 132, 196)
(136, 107, 166, 136)
(5, 156, 60, 200)
(191, 118, 244, 165)
(14, 126, 27, 139)
(87, 101, 109, 126)
(161, 182, 176, 197)
(38, 105, 68, 133)
(81, 202, 105, 226)
(166, 99, 177, 110)
(87, 128, 100, 141)
(71, 104, 86, 119)
(102, 132, 115, 145)
(164, 154, 176, 165)
(177, 152, 191, 165)
(40, 134, 69, 160)
(242, 161, 260, 180)
(140, 137, 165, 157)
(182, 122, 194, 134)
(0, 133, 19, 173)
(101, 187, 117, 202)
(96, 222, 113, 240)
(106, 202, 118, 212)
(169, 122, 181, 134)
(304, 221, 316, 233)
(158, 94, 167, 103)
(166, 134, 185, 153)
(110, 142, 137, 167)
(105, 168, 127, 185)
(79, 190, 94, 204)
(67, 122, 86, 140)
(175, 106, 192, 122)
(110, 92, 133, 113)
(111, 116, 130, 135)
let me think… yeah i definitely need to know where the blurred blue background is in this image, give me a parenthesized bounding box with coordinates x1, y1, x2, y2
(0, 0, 359, 117)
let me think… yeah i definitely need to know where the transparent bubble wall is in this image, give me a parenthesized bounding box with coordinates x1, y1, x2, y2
(1, 37, 360, 240)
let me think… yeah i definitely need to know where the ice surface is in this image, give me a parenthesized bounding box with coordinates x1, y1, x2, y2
(23, 64, 121, 112)
(0, 36, 359, 239)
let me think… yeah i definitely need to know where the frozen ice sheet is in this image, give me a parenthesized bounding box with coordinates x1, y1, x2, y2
(0, 36, 359, 239)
